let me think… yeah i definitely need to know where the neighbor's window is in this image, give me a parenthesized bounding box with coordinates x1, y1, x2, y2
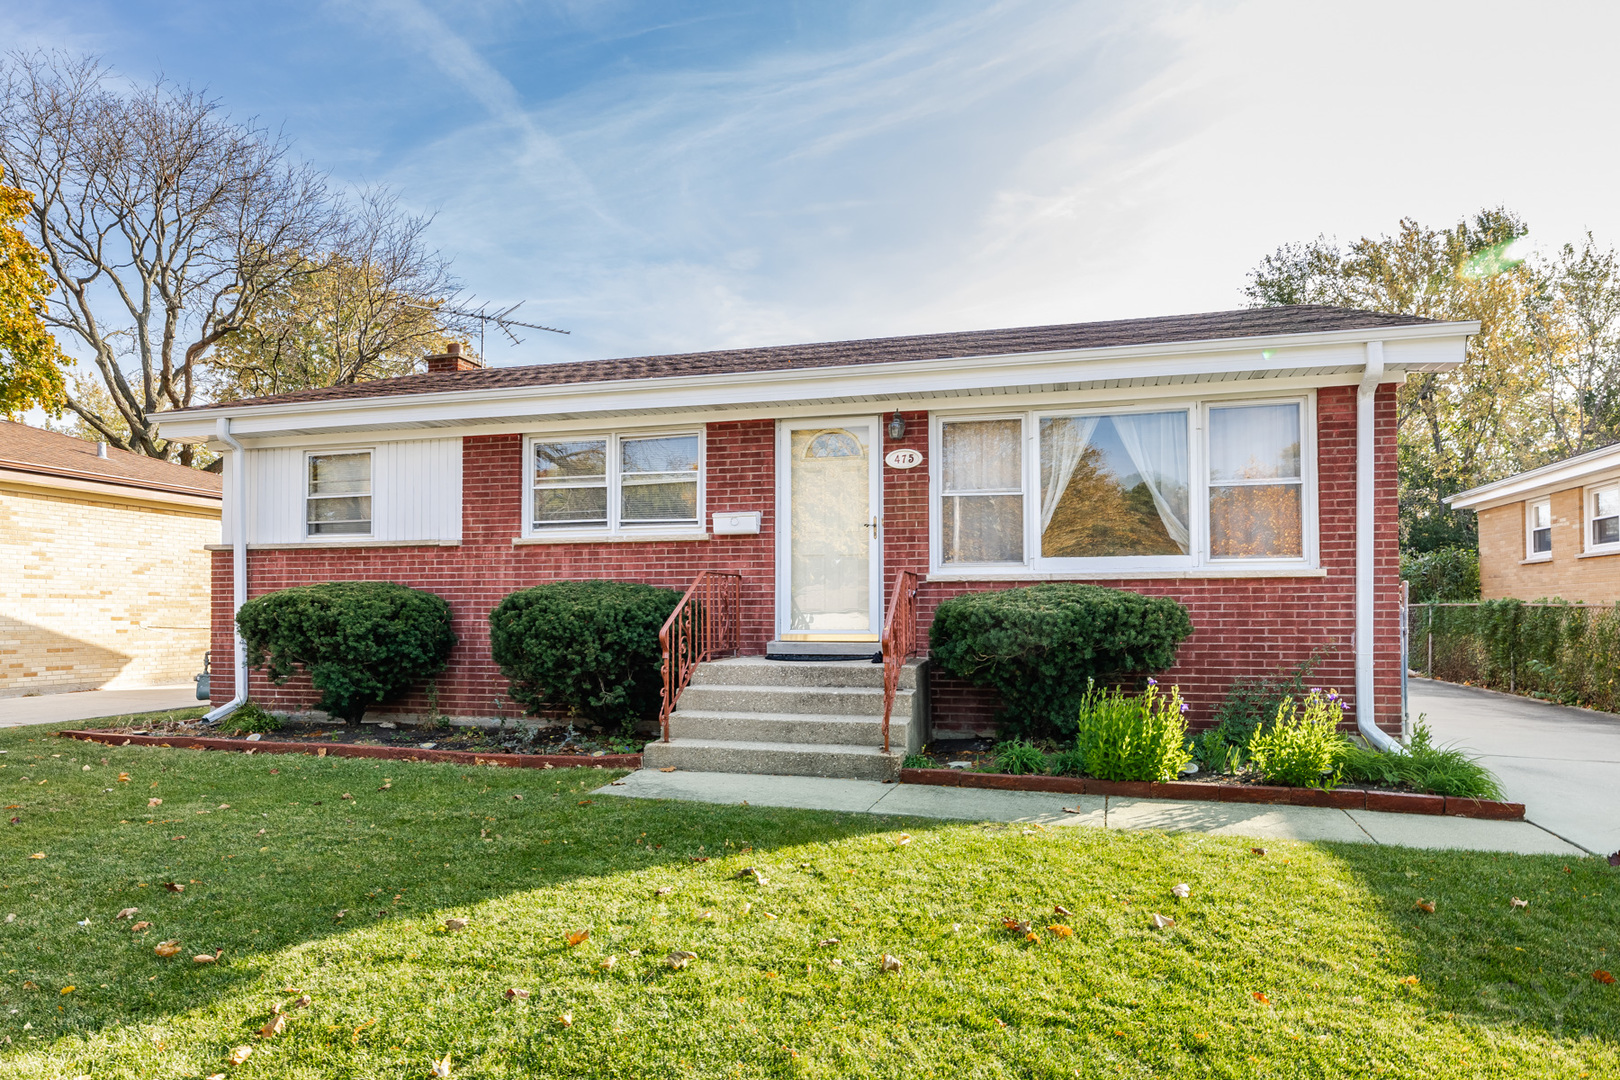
(1039, 411, 1189, 558)
(1527, 498, 1552, 556)
(306, 452, 372, 536)
(940, 418, 1023, 564)
(1207, 402, 1303, 559)
(1591, 486, 1620, 549)
(531, 432, 701, 532)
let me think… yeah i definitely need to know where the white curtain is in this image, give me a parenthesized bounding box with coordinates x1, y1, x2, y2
(942, 419, 1021, 492)
(1039, 416, 1099, 534)
(1208, 403, 1301, 481)
(1109, 411, 1190, 554)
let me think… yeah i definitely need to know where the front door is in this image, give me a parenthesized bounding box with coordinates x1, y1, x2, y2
(776, 417, 883, 640)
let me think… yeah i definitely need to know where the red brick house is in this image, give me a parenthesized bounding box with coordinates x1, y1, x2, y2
(158, 306, 1472, 776)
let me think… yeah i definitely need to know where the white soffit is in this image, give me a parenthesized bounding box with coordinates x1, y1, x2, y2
(1448, 442, 1620, 511)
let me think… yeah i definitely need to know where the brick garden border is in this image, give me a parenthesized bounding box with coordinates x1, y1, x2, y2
(59, 730, 641, 770)
(898, 767, 1525, 820)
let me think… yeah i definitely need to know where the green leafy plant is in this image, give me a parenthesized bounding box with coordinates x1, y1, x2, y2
(1049, 746, 1087, 777)
(929, 584, 1193, 740)
(1400, 546, 1480, 603)
(1197, 644, 1335, 769)
(236, 581, 456, 726)
(222, 700, 280, 735)
(488, 580, 682, 734)
(1247, 690, 1348, 789)
(902, 753, 933, 770)
(1194, 728, 1245, 775)
(1341, 719, 1504, 800)
(1073, 679, 1192, 782)
(992, 739, 1048, 775)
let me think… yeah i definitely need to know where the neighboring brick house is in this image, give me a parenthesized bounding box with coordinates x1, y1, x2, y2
(0, 421, 221, 697)
(159, 306, 1472, 771)
(1448, 442, 1620, 603)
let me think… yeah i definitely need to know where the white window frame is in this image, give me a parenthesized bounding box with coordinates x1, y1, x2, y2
(522, 428, 706, 540)
(1585, 481, 1620, 554)
(1526, 497, 1553, 561)
(303, 448, 374, 540)
(928, 392, 1318, 577)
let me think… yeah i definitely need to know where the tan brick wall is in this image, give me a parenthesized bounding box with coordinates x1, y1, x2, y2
(0, 483, 219, 697)
(1478, 487, 1620, 602)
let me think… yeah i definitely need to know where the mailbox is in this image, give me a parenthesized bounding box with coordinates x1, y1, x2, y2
(712, 511, 762, 535)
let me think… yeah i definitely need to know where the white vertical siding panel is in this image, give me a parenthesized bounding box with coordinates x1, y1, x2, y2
(243, 447, 301, 544)
(373, 438, 461, 542)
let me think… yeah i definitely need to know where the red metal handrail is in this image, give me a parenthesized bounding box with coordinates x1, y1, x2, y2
(879, 569, 921, 754)
(658, 571, 743, 743)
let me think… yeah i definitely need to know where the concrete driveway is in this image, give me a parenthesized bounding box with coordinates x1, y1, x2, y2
(0, 685, 200, 728)
(1411, 677, 1620, 857)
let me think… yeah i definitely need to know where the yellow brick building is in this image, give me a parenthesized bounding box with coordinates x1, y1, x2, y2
(1448, 442, 1620, 603)
(0, 422, 221, 697)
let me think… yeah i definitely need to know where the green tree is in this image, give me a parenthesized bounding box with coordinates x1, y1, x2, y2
(0, 163, 64, 416)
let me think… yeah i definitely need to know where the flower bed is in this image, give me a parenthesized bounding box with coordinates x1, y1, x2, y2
(59, 730, 641, 770)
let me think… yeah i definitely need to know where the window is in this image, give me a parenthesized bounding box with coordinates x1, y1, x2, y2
(940, 418, 1023, 564)
(1591, 486, 1620, 549)
(1207, 402, 1303, 559)
(932, 395, 1314, 573)
(306, 452, 372, 536)
(529, 431, 701, 533)
(1527, 499, 1552, 557)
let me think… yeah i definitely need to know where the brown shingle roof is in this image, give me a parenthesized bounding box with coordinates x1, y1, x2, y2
(177, 305, 1441, 414)
(0, 421, 222, 498)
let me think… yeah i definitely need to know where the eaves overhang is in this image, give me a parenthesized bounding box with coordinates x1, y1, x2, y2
(1446, 441, 1620, 511)
(158, 320, 1475, 444)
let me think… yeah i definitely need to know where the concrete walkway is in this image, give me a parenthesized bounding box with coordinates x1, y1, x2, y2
(599, 769, 1584, 855)
(1412, 677, 1620, 857)
(0, 685, 199, 728)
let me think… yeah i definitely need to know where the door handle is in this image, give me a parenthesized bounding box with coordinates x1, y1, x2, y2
(868, 516, 881, 534)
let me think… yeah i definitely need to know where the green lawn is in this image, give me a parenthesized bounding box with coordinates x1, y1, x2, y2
(0, 712, 1615, 1079)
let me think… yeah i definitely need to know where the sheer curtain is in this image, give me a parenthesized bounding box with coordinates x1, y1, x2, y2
(1110, 411, 1190, 553)
(1038, 416, 1099, 534)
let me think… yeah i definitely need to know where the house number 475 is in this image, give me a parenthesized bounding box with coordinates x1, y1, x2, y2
(884, 448, 923, 469)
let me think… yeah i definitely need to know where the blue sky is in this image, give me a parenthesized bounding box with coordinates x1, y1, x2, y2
(8, 0, 1620, 370)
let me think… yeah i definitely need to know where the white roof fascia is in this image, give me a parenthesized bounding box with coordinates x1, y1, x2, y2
(1447, 442, 1620, 510)
(159, 320, 1474, 444)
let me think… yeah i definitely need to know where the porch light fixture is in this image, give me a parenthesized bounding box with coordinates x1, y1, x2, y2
(888, 408, 906, 441)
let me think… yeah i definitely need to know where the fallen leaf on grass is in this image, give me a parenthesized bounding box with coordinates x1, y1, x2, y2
(153, 940, 181, 958)
(60, 985, 75, 994)
(341, 793, 354, 800)
(565, 928, 591, 947)
(505, 988, 530, 1000)
(431, 1052, 452, 1076)
(895, 833, 912, 846)
(334, 910, 348, 921)
(658, 766, 676, 773)
(194, 952, 219, 964)
(1414, 899, 1436, 914)
(731, 867, 769, 885)
(1047, 924, 1074, 938)
(1510, 897, 1528, 910)
(654, 886, 674, 897)
(289, 994, 312, 1009)
(162, 882, 184, 893)
(879, 954, 903, 972)
(1252, 992, 1272, 1005)
(259, 1013, 286, 1038)
(130, 921, 151, 932)
(1053, 904, 1072, 916)
(117, 773, 130, 782)
(557, 1012, 573, 1027)
(818, 938, 840, 948)
(378, 782, 391, 791)
(599, 956, 617, 972)
(1002, 918, 1033, 935)
(316, 748, 327, 758)
(1596, 970, 1616, 985)
(444, 917, 468, 932)
(1151, 913, 1176, 930)
(27, 853, 44, 860)
(1250, 847, 1267, 856)
(207, 1074, 226, 1079)
(227, 1045, 252, 1065)
(1399, 975, 1420, 986)
(148, 798, 162, 807)
(115, 907, 138, 920)
(1171, 883, 1191, 899)
(667, 950, 697, 969)
(688, 856, 709, 863)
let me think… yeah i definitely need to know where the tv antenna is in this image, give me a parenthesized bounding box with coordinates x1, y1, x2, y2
(404, 299, 569, 356)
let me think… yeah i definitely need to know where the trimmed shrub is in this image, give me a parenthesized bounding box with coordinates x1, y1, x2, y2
(1247, 690, 1347, 789)
(1073, 679, 1192, 782)
(488, 580, 682, 733)
(929, 583, 1193, 739)
(236, 581, 456, 725)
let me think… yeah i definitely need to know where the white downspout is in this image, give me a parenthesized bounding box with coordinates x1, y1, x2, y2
(1357, 342, 1400, 753)
(204, 416, 248, 723)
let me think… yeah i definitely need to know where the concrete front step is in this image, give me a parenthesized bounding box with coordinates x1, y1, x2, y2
(668, 708, 915, 747)
(641, 737, 907, 781)
(676, 683, 907, 717)
(689, 655, 922, 690)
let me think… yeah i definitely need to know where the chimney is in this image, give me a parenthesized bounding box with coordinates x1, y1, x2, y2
(425, 342, 481, 374)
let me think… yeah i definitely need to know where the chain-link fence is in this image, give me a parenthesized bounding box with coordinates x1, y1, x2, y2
(1406, 599, 1620, 712)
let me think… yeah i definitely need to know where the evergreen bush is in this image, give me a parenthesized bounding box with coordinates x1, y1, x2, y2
(235, 581, 456, 725)
(488, 580, 682, 734)
(929, 583, 1192, 739)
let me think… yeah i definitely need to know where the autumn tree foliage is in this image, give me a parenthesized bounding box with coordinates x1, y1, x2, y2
(0, 163, 63, 417)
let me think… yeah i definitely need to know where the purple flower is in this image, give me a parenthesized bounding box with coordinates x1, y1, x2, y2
(1326, 690, 1340, 702)
(1309, 687, 1322, 696)
(1146, 677, 1157, 686)
(1179, 702, 1189, 713)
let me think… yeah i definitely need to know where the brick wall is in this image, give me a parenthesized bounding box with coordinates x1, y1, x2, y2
(1478, 489, 1620, 603)
(214, 388, 1404, 736)
(2, 484, 217, 696)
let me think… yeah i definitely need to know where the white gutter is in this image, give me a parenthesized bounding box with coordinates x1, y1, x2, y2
(1356, 342, 1400, 753)
(204, 416, 248, 723)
